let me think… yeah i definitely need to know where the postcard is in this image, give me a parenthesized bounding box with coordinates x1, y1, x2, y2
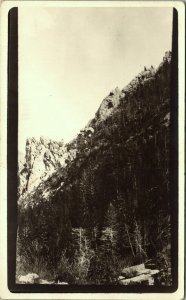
(0, 1, 185, 299)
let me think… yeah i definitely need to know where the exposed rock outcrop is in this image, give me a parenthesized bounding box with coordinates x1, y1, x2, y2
(18, 273, 39, 284)
(95, 87, 124, 121)
(19, 137, 76, 196)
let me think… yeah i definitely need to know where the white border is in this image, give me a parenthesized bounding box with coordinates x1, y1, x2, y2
(0, 1, 185, 299)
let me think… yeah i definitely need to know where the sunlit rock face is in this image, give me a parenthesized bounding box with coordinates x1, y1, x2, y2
(18, 137, 74, 196)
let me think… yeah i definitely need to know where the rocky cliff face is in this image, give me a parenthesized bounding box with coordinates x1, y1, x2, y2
(95, 87, 124, 121)
(19, 137, 77, 196)
(17, 52, 172, 284)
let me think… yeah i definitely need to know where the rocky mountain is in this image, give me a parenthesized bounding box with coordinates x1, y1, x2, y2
(17, 52, 172, 285)
(18, 137, 77, 196)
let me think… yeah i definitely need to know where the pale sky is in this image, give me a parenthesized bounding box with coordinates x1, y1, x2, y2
(19, 7, 173, 154)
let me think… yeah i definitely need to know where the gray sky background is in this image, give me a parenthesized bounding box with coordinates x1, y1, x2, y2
(19, 7, 173, 153)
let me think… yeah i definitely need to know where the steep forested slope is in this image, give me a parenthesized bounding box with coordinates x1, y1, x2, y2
(17, 53, 172, 284)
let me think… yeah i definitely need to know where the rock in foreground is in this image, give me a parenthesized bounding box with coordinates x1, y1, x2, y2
(118, 264, 160, 285)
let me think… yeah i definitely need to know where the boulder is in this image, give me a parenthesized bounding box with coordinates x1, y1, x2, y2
(121, 263, 146, 278)
(119, 270, 159, 285)
(119, 263, 160, 285)
(18, 273, 39, 284)
(39, 279, 54, 284)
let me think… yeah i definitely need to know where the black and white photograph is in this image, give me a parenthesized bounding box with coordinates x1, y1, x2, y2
(1, 1, 185, 298)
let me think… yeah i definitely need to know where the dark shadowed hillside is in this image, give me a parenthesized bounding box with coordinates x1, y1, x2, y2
(17, 52, 172, 285)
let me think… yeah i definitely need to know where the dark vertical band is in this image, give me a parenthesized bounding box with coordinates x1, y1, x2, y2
(170, 7, 178, 290)
(7, 7, 18, 290)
